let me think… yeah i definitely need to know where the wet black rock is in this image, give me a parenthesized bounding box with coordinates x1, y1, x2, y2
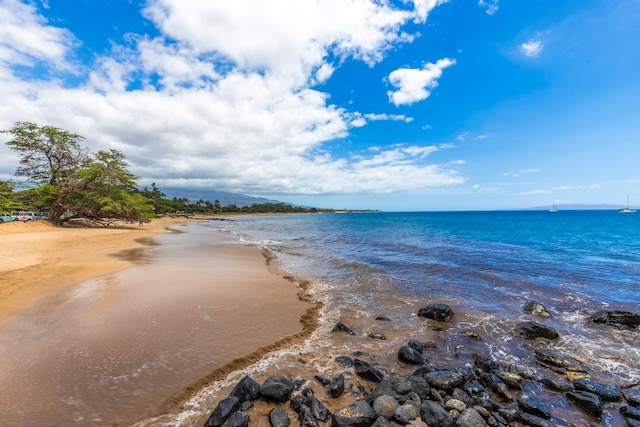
(333, 399, 378, 427)
(229, 376, 261, 403)
(398, 345, 425, 365)
(534, 349, 587, 372)
(336, 356, 355, 367)
(588, 310, 640, 329)
(220, 411, 248, 427)
(375, 316, 391, 322)
(524, 301, 552, 317)
(407, 338, 424, 353)
(539, 376, 573, 392)
(297, 406, 318, 427)
(314, 375, 330, 386)
(623, 387, 640, 408)
(371, 416, 393, 427)
(309, 394, 332, 422)
(368, 333, 387, 340)
(573, 378, 621, 402)
(354, 359, 384, 383)
(517, 395, 551, 419)
(269, 407, 290, 427)
(333, 322, 356, 335)
(261, 376, 295, 403)
(329, 376, 345, 398)
(627, 417, 640, 427)
(621, 405, 640, 420)
(418, 303, 455, 322)
(425, 370, 465, 390)
(479, 373, 513, 402)
(204, 396, 241, 427)
(518, 412, 555, 427)
(457, 408, 486, 427)
(566, 390, 603, 417)
(372, 394, 399, 419)
(420, 400, 454, 427)
(368, 375, 431, 404)
(514, 321, 559, 340)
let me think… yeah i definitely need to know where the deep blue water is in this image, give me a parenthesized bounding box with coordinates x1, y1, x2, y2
(220, 210, 640, 310)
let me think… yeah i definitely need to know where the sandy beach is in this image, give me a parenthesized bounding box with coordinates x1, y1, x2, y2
(0, 217, 191, 322)
(0, 217, 315, 426)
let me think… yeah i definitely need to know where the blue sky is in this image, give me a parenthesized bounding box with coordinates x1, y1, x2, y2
(1, 0, 639, 211)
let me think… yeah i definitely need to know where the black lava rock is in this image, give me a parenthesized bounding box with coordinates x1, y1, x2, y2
(261, 376, 295, 403)
(354, 359, 384, 383)
(566, 390, 603, 417)
(623, 387, 640, 408)
(333, 399, 378, 427)
(420, 400, 453, 427)
(368, 375, 431, 403)
(418, 303, 455, 322)
(335, 356, 355, 367)
(229, 376, 261, 403)
(204, 396, 241, 427)
(332, 322, 356, 335)
(398, 344, 425, 365)
(573, 378, 621, 402)
(517, 395, 551, 419)
(524, 301, 552, 317)
(589, 310, 640, 329)
(220, 411, 248, 427)
(329, 376, 345, 398)
(269, 407, 290, 427)
(514, 321, 559, 340)
(425, 370, 465, 390)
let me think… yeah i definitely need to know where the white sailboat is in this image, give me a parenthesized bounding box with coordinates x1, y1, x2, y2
(549, 200, 558, 213)
(619, 194, 636, 213)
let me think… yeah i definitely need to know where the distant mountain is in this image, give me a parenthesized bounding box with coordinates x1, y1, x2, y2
(525, 204, 634, 211)
(161, 188, 282, 207)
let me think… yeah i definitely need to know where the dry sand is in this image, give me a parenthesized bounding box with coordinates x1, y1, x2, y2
(0, 217, 191, 322)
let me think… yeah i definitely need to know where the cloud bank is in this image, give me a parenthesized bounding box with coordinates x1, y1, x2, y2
(0, 0, 464, 196)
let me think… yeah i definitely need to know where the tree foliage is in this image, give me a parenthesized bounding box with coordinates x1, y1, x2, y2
(2, 122, 150, 225)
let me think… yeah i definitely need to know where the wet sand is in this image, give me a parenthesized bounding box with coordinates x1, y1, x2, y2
(0, 218, 314, 426)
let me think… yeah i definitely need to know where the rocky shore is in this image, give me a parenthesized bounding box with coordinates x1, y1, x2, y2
(198, 302, 640, 427)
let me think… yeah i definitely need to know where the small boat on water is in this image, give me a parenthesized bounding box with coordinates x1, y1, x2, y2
(619, 194, 636, 213)
(549, 200, 558, 213)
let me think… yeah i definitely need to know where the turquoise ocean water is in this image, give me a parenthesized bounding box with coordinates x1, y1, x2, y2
(211, 210, 640, 385)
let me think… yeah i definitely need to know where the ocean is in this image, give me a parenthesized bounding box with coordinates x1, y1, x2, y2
(166, 210, 640, 425)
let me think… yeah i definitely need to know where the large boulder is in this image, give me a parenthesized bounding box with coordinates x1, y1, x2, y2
(589, 310, 640, 329)
(514, 321, 559, 340)
(261, 376, 295, 403)
(418, 303, 454, 321)
(333, 399, 378, 427)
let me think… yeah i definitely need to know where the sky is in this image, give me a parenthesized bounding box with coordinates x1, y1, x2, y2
(1, 0, 639, 211)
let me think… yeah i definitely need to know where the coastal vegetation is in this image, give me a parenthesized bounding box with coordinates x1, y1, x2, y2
(1, 122, 329, 226)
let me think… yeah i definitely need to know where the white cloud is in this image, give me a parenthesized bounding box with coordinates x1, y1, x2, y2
(0, 0, 463, 197)
(520, 40, 543, 57)
(478, 0, 499, 16)
(387, 58, 456, 106)
(503, 168, 541, 177)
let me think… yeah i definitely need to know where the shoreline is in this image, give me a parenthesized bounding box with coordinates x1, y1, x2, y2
(0, 216, 320, 426)
(0, 217, 192, 322)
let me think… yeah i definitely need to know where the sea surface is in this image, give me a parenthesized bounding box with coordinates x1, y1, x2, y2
(167, 210, 640, 425)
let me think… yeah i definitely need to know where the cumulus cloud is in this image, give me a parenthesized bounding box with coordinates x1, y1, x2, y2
(0, 0, 463, 196)
(520, 40, 543, 57)
(387, 58, 456, 106)
(478, 0, 499, 16)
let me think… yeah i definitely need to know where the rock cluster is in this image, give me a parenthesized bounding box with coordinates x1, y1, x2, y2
(202, 302, 640, 427)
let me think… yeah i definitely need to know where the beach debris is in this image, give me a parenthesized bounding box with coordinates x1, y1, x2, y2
(523, 300, 553, 317)
(588, 310, 640, 329)
(417, 303, 455, 322)
(332, 322, 356, 335)
(513, 321, 559, 340)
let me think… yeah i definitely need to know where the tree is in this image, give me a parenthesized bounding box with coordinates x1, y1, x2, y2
(2, 122, 149, 225)
(0, 180, 22, 211)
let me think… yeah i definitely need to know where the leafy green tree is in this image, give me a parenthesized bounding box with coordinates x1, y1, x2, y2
(2, 122, 150, 225)
(0, 180, 22, 211)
